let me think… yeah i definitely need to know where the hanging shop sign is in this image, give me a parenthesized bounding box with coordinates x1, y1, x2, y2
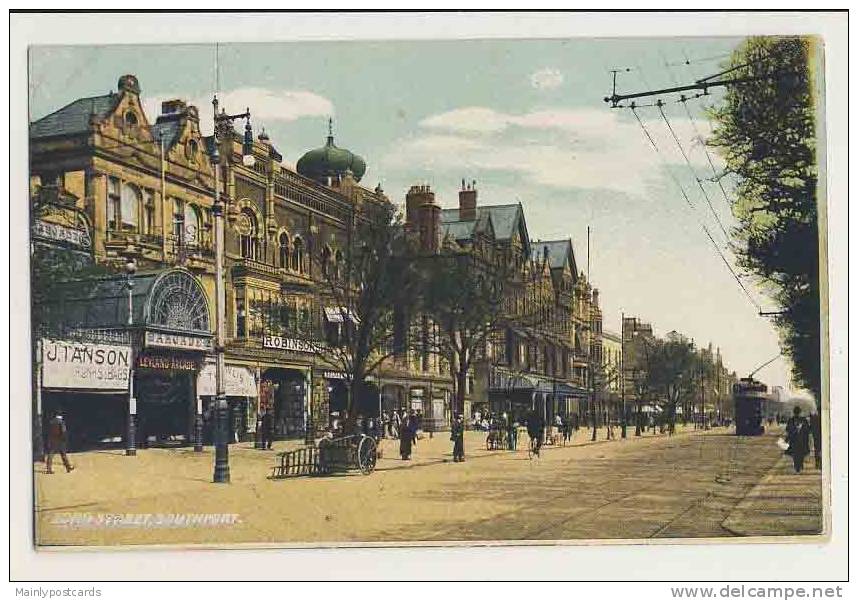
(197, 363, 258, 397)
(136, 352, 200, 372)
(144, 330, 213, 351)
(262, 336, 319, 354)
(41, 338, 131, 391)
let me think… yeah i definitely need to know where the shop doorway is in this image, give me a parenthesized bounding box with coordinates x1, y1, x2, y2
(42, 391, 126, 451)
(262, 368, 306, 439)
(135, 371, 194, 447)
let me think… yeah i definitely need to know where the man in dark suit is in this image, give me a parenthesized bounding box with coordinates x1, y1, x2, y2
(46, 410, 74, 474)
(786, 406, 811, 473)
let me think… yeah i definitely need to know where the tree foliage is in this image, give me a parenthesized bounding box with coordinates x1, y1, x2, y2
(625, 333, 698, 432)
(311, 202, 422, 420)
(418, 252, 512, 416)
(708, 36, 821, 403)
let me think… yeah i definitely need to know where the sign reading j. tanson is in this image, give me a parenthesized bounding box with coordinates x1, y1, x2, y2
(41, 339, 132, 390)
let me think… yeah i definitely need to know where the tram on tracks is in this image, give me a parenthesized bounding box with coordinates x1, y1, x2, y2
(733, 377, 769, 436)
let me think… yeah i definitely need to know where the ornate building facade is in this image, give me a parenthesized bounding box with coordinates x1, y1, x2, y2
(29, 74, 452, 448)
(403, 180, 606, 425)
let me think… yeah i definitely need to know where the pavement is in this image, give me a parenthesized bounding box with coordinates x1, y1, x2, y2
(33, 424, 823, 547)
(721, 451, 824, 537)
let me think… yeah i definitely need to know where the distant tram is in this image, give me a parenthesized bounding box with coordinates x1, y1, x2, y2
(733, 377, 768, 436)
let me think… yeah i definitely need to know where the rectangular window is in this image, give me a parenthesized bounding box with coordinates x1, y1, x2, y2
(107, 177, 120, 230)
(143, 189, 155, 235)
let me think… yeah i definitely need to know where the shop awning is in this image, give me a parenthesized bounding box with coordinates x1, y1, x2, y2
(324, 306, 359, 324)
(197, 363, 258, 397)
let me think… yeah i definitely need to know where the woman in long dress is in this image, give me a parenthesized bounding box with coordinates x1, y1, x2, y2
(399, 412, 413, 460)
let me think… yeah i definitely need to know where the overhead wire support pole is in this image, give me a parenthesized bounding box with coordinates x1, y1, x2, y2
(603, 72, 798, 108)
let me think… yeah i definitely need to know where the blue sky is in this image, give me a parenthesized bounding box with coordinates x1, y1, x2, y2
(28, 37, 810, 398)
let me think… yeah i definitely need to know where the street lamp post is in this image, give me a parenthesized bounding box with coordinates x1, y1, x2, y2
(125, 253, 137, 456)
(209, 95, 255, 484)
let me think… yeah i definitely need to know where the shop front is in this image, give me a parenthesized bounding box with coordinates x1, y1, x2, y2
(261, 368, 307, 439)
(134, 350, 200, 447)
(324, 371, 349, 422)
(197, 362, 259, 443)
(38, 336, 132, 450)
(41, 267, 213, 453)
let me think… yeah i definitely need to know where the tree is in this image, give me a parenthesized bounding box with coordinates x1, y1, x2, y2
(419, 251, 514, 418)
(625, 333, 698, 435)
(310, 202, 422, 426)
(708, 36, 821, 405)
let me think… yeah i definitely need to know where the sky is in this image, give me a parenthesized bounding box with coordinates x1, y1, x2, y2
(28, 37, 814, 400)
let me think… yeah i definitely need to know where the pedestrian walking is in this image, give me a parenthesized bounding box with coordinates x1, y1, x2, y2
(399, 412, 415, 460)
(409, 410, 419, 447)
(786, 406, 811, 473)
(507, 416, 518, 450)
(46, 410, 74, 474)
(261, 409, 274, 449)
(451, 414, 465, 462)
(526, 409, 544, 456)
(809, 412, 822, 470)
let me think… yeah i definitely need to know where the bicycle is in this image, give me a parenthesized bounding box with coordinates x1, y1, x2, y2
(527, 433, 543, 460)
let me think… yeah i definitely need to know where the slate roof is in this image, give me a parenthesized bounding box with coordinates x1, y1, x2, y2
(30, 94, 117, 139)
(532, 240, 573, 271)
(440, 220, 478, 242)
(152, 119, 182, 148)
(440, 203, 524, 242)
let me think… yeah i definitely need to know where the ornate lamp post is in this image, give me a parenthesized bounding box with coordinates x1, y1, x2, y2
(124, 252, 137, 456)
(209, 95, 255, 484)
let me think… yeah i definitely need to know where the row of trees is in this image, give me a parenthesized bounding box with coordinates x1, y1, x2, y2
(623, 330, 731, 434)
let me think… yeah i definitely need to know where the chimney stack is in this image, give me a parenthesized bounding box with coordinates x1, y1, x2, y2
(406, 184, 435, 229)
(458, 179, 477, 221)
(419, 201, 441, 254)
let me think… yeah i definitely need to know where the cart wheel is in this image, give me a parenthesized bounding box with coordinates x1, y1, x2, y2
(357, 435, 377, 475)
(485, 435, 492, 451)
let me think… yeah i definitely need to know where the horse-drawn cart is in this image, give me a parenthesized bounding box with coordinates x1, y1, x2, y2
(269, 434, 378, 478)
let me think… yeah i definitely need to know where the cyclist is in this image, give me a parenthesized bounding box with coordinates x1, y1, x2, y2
(526, 409, 545, 457)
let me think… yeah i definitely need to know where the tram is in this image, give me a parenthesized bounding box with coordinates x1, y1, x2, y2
(733, 377, 768, 436)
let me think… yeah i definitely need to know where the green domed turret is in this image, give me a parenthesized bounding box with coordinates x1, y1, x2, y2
(296, 120, 366, 184)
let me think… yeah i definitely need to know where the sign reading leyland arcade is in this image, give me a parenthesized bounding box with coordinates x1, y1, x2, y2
(41, 339, 132, 390)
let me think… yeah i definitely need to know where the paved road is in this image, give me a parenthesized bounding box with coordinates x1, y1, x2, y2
(35, 426, 819, 546)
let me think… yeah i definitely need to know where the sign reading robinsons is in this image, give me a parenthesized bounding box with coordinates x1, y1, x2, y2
(41, 338, 131, 390)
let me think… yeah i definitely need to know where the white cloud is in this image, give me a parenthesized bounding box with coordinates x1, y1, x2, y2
(530, 68, 564, 90)
(397, 106, 720, 195)
(419, 107, 511, 134)
(142, 88, 333, 135)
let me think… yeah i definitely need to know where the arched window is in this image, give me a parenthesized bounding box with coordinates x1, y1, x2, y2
(292, 236, 304, 273)
(120, 183, 141, 231)
(184, 203, 201, 246)
(321, 246, 332, 278)
(278, 233, 290, 268)
(239, 208, 258, 259)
